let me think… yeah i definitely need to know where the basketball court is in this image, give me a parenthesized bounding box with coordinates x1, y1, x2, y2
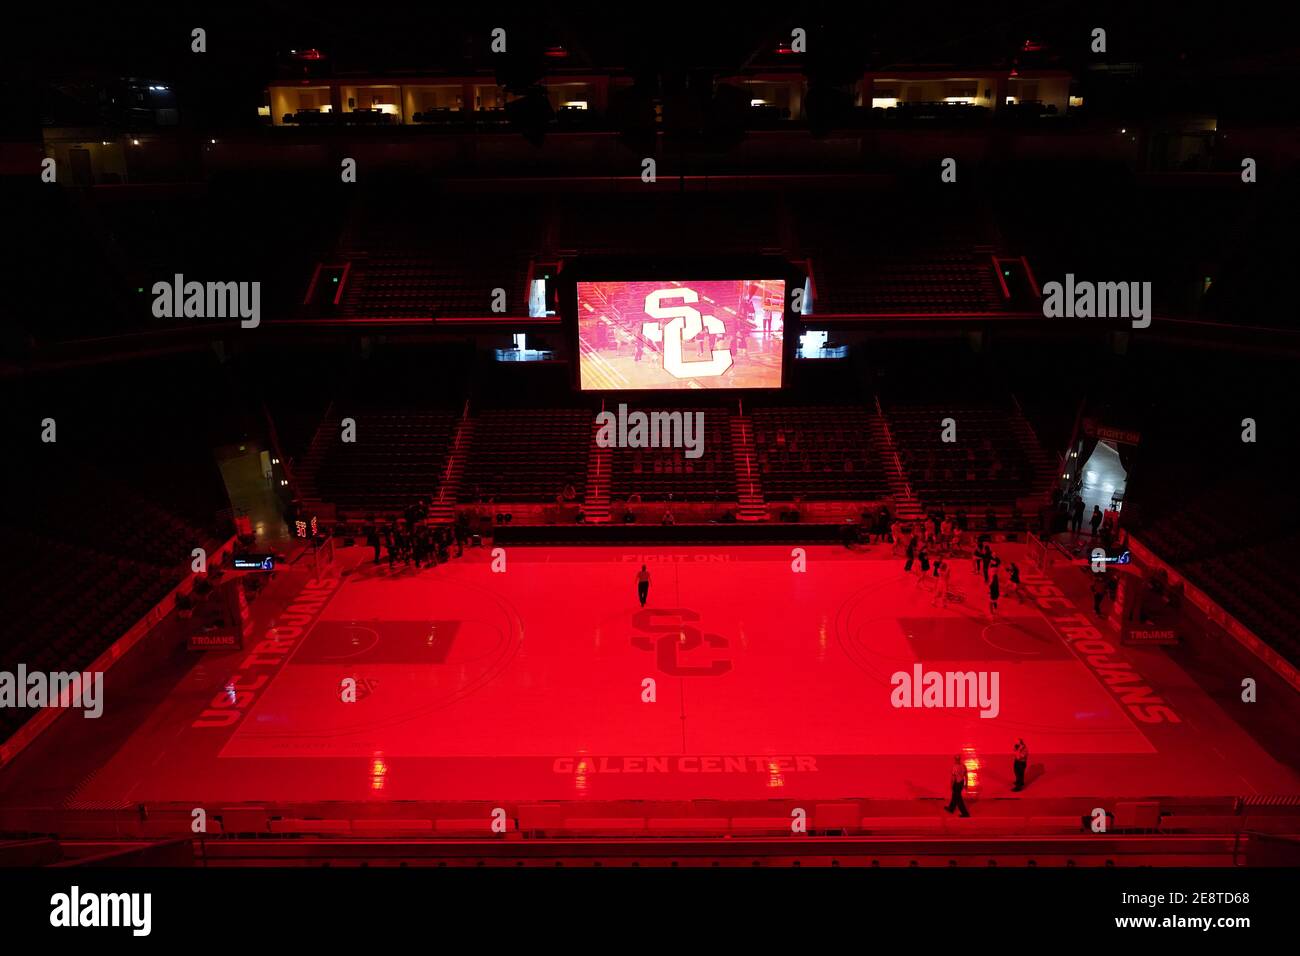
(15, 542, 1293, 811)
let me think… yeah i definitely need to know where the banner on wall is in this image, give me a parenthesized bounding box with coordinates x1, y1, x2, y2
(1082, 419, 1141, 445)
(1122, 626, 1178, 646)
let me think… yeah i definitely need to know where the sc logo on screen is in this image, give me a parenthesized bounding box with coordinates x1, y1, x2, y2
(640, 288, 732, 380)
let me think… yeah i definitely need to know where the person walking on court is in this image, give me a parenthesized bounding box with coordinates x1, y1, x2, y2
(1090, 505, 1104, 536)
(915, 549, 933, 590)
(988, 570, 1000, 619)
(1070, 495, 1085, 533)
(1091, 576, 1107, 616)
(636, 564, 651, 607)
(931, 558, 952, 607)
(1012, 738, 1029, 792)
(1007, 561, 1023, 602)
(904, 534, 917, 573)
(944, 755, 971, 817)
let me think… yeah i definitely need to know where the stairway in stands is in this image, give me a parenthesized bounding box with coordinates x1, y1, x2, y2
(582, 411, 612, 524)
(1010, 397, 1061, 505)
(428, 404, 474, 524)
(867, 404, 925, 522)
(972, 243, 1008, 309)
(729, 411, 768, 521)
(292, 403, 336, 513)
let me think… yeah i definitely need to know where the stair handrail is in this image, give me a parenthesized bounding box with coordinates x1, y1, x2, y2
(873, 393, 915, 501)
(436, 399, 471, 507)
(296, 400, 336, 500)
(306, 400, 336, 459)
(1012, 391, 1067, 502)
(735, 401, 756, 503)
(596, 398, 605, 493)
(748, 426, 759, 504)
(583, 399, 608, 508)
(744, 422, 755, 502)
(747, 422, 755, 501)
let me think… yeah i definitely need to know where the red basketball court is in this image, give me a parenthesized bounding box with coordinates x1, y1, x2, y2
(6, 541, 1295, 815)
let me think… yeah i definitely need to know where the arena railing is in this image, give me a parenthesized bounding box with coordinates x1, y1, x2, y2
(736, 399, 757, 503)
(6, 794, 1280, 844)
(0, 534, 241, 771)
(434, 399, 472, 510)
(1126, 534, 1300, 694)
(872, 393, 914, 500)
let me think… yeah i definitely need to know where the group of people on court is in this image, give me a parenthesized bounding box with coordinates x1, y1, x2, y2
(897, 520, 1022, 616)
(362, 503, 466, 571)
(945, 739, 1032, 816)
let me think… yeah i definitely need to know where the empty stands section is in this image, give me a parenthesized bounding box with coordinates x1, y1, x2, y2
(883, 397, 1053, 510)
(0, 361, 235, 740)
(305, 409, 458, 514)
(460, 408, 590, 502)
(1136, 471, 1300, 668)
(608, 407, 734, 503)
(331, 191, 540, 318)
(796, 192, 1004, 315)
(750, 405, 889, 501)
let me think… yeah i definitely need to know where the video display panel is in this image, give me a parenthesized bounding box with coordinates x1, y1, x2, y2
(576, 279, 784, 390)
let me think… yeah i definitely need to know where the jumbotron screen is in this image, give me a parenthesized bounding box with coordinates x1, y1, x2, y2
(577, 279, 785, 390)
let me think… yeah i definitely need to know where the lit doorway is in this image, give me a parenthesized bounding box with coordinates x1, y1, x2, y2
(1079, 440, 1127, 516)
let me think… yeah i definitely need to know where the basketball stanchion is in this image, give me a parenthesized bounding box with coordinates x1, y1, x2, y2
(1027, 532, 1048, 572)
(311, 533, 336, 577)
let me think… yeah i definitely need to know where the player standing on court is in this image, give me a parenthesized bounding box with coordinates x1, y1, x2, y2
(1012, 738, 1030, 792)
(636, 564, 651, 607)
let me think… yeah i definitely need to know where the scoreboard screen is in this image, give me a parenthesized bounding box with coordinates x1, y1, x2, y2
(576, 279, 784, 390)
